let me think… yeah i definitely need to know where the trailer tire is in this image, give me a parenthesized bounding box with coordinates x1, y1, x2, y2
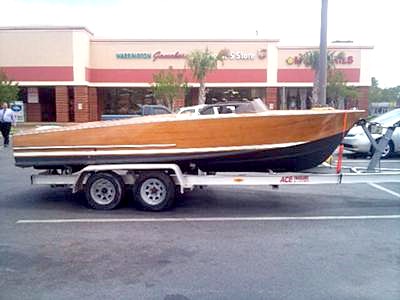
(85, 172, 124, 210)
(133, 172, 176, 211)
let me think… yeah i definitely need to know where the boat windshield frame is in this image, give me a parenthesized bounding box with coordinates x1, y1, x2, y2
(199, 99, 268, 115)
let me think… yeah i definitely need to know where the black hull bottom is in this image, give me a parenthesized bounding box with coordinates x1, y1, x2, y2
(15, 133, 343, 172)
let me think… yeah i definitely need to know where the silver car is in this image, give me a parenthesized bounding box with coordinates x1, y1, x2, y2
(343, 108, 400, 158)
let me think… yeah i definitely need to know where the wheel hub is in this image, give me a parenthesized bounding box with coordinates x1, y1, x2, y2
(90, 178, 116, 205)
(140, 178, 167, 206)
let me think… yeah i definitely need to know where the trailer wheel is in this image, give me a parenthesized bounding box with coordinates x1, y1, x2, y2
(133, 172, 176, 211)
(85, 172, 124, 210)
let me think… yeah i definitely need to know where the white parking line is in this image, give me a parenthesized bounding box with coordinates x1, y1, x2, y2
(16, 215, 400, 224)
(340, 159, 400, 163)
(368, 183, 400, 198)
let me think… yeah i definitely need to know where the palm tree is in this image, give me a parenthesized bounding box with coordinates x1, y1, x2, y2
(186, 48, 225, 104)
(300, 50, 337, 106)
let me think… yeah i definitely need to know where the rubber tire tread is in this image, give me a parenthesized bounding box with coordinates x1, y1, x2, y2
(372, 139, 394, 159)
(85, 172, 124, 210)
(133, 172, 176, 211)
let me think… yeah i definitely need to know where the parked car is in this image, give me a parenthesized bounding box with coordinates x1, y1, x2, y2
(101, 105, 171, 120)
(343, 108, 400, 158)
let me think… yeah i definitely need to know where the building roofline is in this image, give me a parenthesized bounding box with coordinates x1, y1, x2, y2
(277, 45, 374, 50)
(91, 38, 280, 43)
(0, 26, 93, 35)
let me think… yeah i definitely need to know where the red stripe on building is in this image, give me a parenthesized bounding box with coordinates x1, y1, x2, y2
(205, 69, 267, 83)
(1, 66, 73, 81)
(87, 68, 267, 83)
(277, 68, 360, 82)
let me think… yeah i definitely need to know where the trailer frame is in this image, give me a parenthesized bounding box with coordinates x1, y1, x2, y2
(29, 162, 400, 211)
(31, 164, 400, 192)
(29, 120, 400, 211)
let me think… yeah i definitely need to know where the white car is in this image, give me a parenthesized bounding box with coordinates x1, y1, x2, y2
(343, 108, 400, 158)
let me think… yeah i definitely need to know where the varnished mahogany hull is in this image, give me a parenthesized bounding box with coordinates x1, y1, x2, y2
(15, 132, 342, 172)
(13, 110, 364, 172)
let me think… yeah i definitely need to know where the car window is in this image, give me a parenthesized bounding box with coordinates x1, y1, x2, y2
(142, 107, 151, 115)
(153, 107, 170, 115)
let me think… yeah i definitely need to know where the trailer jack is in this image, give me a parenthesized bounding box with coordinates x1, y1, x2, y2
(356, 119, 400, 171)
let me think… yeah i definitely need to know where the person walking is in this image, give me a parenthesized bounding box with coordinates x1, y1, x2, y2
(0, 102, 16, 147)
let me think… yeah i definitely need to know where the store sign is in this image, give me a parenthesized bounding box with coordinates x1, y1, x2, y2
(115, 48, 264, 62)
(257, 49, 267, 59)
(152, 51, 185, 61)
(27, 87, 39, 103)
(116, 50, 186, 61)
(116, 52, 152, 59)
(286, 53, 354, 66)
(225, 51, 256, 60)
(11, 101, 25, 122)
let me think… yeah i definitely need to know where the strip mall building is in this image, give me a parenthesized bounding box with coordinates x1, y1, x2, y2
(0, 26, 372, 122)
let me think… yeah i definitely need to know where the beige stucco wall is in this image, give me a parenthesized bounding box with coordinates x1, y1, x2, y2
(0, 30, 73, 66)
(72, 31, 91, 83)
(0, 27, 373, 87)
(89, 40, 271, 69)
(359, 48, 373, 86)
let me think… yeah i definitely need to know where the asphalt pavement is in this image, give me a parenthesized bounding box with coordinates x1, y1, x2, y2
(0, 146, 399, 300)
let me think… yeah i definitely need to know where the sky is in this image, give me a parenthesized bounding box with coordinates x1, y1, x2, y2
(1, 0, 399, 88)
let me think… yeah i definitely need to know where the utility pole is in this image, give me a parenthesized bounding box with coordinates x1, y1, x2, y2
(318, 0, 328, 105)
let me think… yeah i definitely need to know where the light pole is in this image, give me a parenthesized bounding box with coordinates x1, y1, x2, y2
(318, 0, 328, 106)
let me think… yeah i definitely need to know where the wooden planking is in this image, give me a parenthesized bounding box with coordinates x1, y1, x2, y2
(13, 111, 363, 149)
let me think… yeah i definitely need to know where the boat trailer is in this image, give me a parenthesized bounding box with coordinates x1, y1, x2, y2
(30, 162, 400, 211)
(30, 119, 400, 211)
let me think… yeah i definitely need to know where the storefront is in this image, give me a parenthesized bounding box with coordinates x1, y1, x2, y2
(276, 46, 371, 110)
(0, 26, 373, 122)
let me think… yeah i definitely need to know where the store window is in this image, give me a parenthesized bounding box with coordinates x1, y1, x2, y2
(68, 87, 74, 122)
(98, 87, 155, 115)
(279, 87, 313, 110)
(206, 87, 266, 103)
(17, 87, 28, 103)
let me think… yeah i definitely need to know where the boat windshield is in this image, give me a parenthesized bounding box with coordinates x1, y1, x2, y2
(235, 98, 268, 114)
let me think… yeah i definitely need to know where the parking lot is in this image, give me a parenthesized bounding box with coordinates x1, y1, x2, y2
(0, 146, 399, 300)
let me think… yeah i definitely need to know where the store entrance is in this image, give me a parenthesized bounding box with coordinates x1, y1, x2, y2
(39, 87, 56, 122)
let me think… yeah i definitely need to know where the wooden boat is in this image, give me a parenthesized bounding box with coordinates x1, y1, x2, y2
(13, 101, 364, 172)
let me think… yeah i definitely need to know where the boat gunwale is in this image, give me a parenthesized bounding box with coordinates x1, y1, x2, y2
(14, 109, 364, 136)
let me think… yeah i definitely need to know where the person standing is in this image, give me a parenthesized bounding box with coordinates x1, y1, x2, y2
(0, 102, 16, 147)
